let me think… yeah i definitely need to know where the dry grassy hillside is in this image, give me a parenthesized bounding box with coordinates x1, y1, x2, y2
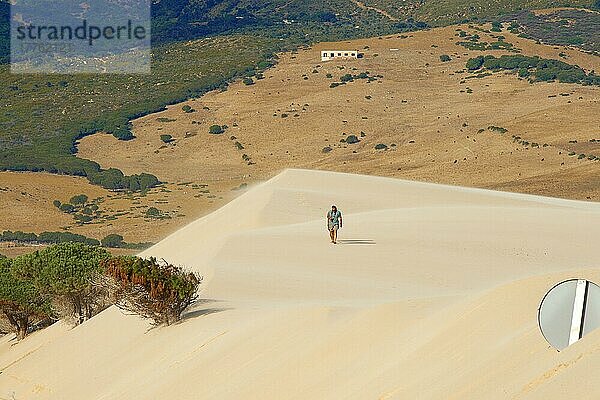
(1, 21, 598, 255)
(78, 23, 600, 199)
(0, 173, 243, 257)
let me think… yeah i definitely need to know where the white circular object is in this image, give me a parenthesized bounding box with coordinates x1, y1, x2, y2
(539, 279, 600, 350)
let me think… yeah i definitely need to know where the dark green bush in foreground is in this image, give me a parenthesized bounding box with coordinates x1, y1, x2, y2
(0, 243, 199, 339)
(0, 257, 52, 339)
(11, 243, 111, 324)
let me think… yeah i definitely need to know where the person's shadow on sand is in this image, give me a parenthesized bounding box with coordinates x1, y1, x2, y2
(337, 239, 376, 245)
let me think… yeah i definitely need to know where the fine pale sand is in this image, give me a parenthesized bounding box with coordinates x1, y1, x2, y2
(1, 169, 600, 399)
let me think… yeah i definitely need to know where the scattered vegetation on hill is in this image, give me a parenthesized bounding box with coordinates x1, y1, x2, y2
(209, 125, 227, 135)
(455, 29, 519, 52)
(0, 0, 433, 189)
(0, 35, 274, 191)
(149, 0, 428, 46)
(466, 55, 600, 86)
(54, 194, 101, 224)
(53, 193, 164, 227)
(414, 0, 594, 26)
(288, 0, 594, 27)
(505, 9, 600, 54)
(330, 71, 381, 88)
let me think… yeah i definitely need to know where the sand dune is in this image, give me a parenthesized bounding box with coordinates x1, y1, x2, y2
(1, 169, 600, 399)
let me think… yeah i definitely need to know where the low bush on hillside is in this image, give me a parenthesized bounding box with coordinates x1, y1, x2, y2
(70, 194, 88, 205)
(100, 256, 202, 326)
(182, 105, 195, 113)
(439, 54, 451, 62)
(160, 134, 175, 144)
(101, 234, 125, 249)
(145, 207, 162, 218)
(330, 71, 379, 89)
(209, 125, 225, 134)
(466, 56, 485, 70)
(346, 135, 360, 144)
(488, 126, 508, 134)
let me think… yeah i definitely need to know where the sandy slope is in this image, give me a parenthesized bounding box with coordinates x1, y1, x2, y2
(1, 169, 600, 399)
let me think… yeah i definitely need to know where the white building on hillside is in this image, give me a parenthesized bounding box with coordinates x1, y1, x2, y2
(321, 50, 359, 62)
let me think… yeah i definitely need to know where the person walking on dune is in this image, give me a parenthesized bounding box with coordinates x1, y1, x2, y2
(327, 205, 342, 244)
